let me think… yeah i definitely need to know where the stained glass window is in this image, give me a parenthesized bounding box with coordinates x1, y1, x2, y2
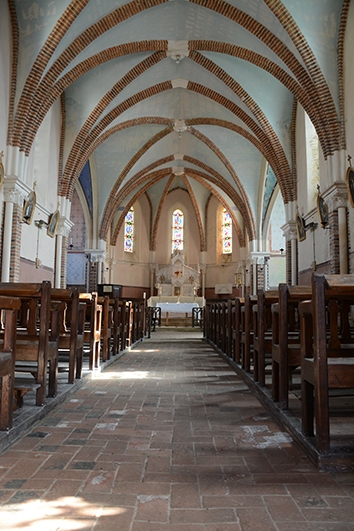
(222, 208, 232, 254)
(124, 207, 134, 253)
(172, 209, 184, 252)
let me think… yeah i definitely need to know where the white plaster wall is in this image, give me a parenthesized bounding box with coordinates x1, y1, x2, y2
(344, 1, 354, 260)
(155, 189, 200, 267)
(0, 3, 11, 155)
(205, 196, 241, 288)
(0, 3, 11, 225)
(112, 195, 151, 287)
(21, 100, 62, 269)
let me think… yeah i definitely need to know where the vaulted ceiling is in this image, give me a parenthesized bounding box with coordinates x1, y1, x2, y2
(9, 0, 347, 248)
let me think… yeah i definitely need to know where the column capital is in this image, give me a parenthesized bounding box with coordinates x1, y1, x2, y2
(3, 176, 31, 206)
(248, 251, 270, 264)
(281, 220, 297, 240)
(85, 249, 107, 263)
(322, 180, 348, 210)
(57, 216, 74, 238)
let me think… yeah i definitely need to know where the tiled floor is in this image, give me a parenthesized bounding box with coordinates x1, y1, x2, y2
(1, 328, 354, 530)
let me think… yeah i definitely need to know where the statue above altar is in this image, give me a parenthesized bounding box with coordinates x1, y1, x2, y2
(155, 250, 199, 298)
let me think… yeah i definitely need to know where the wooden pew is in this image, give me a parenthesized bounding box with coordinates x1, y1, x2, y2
(79, 292, 102, 369)
(98, 295, 113, 362)
(234, 297, 244, 364)
(0, 281, 56, 406)
(252, 290, 278, 386)
(271, 284, 311, 410)
(0, 296, 21, 430)
(240, 295, 257, 372)
(52, 288, 86, 383)
(299, 274, 354, 453)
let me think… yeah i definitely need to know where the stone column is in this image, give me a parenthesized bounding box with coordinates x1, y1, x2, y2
(281, 221, 297, 285)
(55, 217, 74, 288)
(323, 181, 348, 274)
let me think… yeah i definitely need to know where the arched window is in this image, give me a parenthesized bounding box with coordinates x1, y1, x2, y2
(172, 209, 184, 252)
(124, 207, 134, 253)
(222, 208, 232, 254)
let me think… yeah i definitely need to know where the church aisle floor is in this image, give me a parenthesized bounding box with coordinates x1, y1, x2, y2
(1, 330, 354, 530)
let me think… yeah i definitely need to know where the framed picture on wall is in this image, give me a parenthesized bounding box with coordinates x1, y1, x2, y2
(47, 210, 60, 238)
(22, 190, 36, 225)
(346, 165, 354, 207)
(316, 188, 329, 228)
(296, 211, 306, 242)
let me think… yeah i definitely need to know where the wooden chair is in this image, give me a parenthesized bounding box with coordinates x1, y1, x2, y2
(0, 296, 21, 430)
(299, 274, 354, 453)
(252, 290, 278, 386)
(271, 284, 312, 410)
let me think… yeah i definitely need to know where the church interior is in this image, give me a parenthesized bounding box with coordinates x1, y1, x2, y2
(1, 0, 354, 527)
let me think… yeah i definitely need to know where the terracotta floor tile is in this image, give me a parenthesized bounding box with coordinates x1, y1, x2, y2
(0, 329, 353, 530)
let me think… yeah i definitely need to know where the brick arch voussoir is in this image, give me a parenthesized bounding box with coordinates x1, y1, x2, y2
(58, 53, 166, 194)
(185, 169, 246, 246)
(187, 82, 293, 203)
(12, 0, 168, 147)
(62, 118, 172, 198)
(186, 117, 290, 203)
(22, 47, 168, 157)
(187, 127, 257, 234)
(63, 107, 172, 200)
(101, 166, 173, 241)
(181, 175, 205, 252)
(189, 0, 340, 155)
(111, 178, 162, 246)
(188, 44, 332, 158)
(63, 81, 173, 195)
(262, 0, 341, 154)
(11, 0, 90, 146)
(184, 166, 255, 241)
(150, 175, 176, 251)
(98, 131, 174, 232)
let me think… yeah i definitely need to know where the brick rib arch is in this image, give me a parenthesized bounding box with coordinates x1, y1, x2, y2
(187, 128, 255, 236)
(11, 0, 167, 147)
(190, 0, 340, 154)
(188, 46, 331, 159)
(22, 45, 168, 156)
(263, 0, 340, 153)
(60, 52, 166, 195)
(187, 83, 293, 202)
(186, 117, 288, 201)
(181, 174, 205, 252)
(10, 0, 89, 145)
(185, 168, 254, 241)
(150, 175, 176, 252)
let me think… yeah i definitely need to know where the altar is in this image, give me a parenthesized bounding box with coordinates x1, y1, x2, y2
(148, 252, 204, 326)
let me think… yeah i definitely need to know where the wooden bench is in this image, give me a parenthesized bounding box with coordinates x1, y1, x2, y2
(234, 297, 244, 364)
(240, 295, 257, 372)
(52, 288, 86, 383)
(0, 281, 57, 406)
(271, 284, 312, 410)
(252, 290, 278, 386)
(299, 274, 354, 453)
(98, 295, 113, 362)
(0, 296, 21, 430)
(79, 292, 102, 369)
